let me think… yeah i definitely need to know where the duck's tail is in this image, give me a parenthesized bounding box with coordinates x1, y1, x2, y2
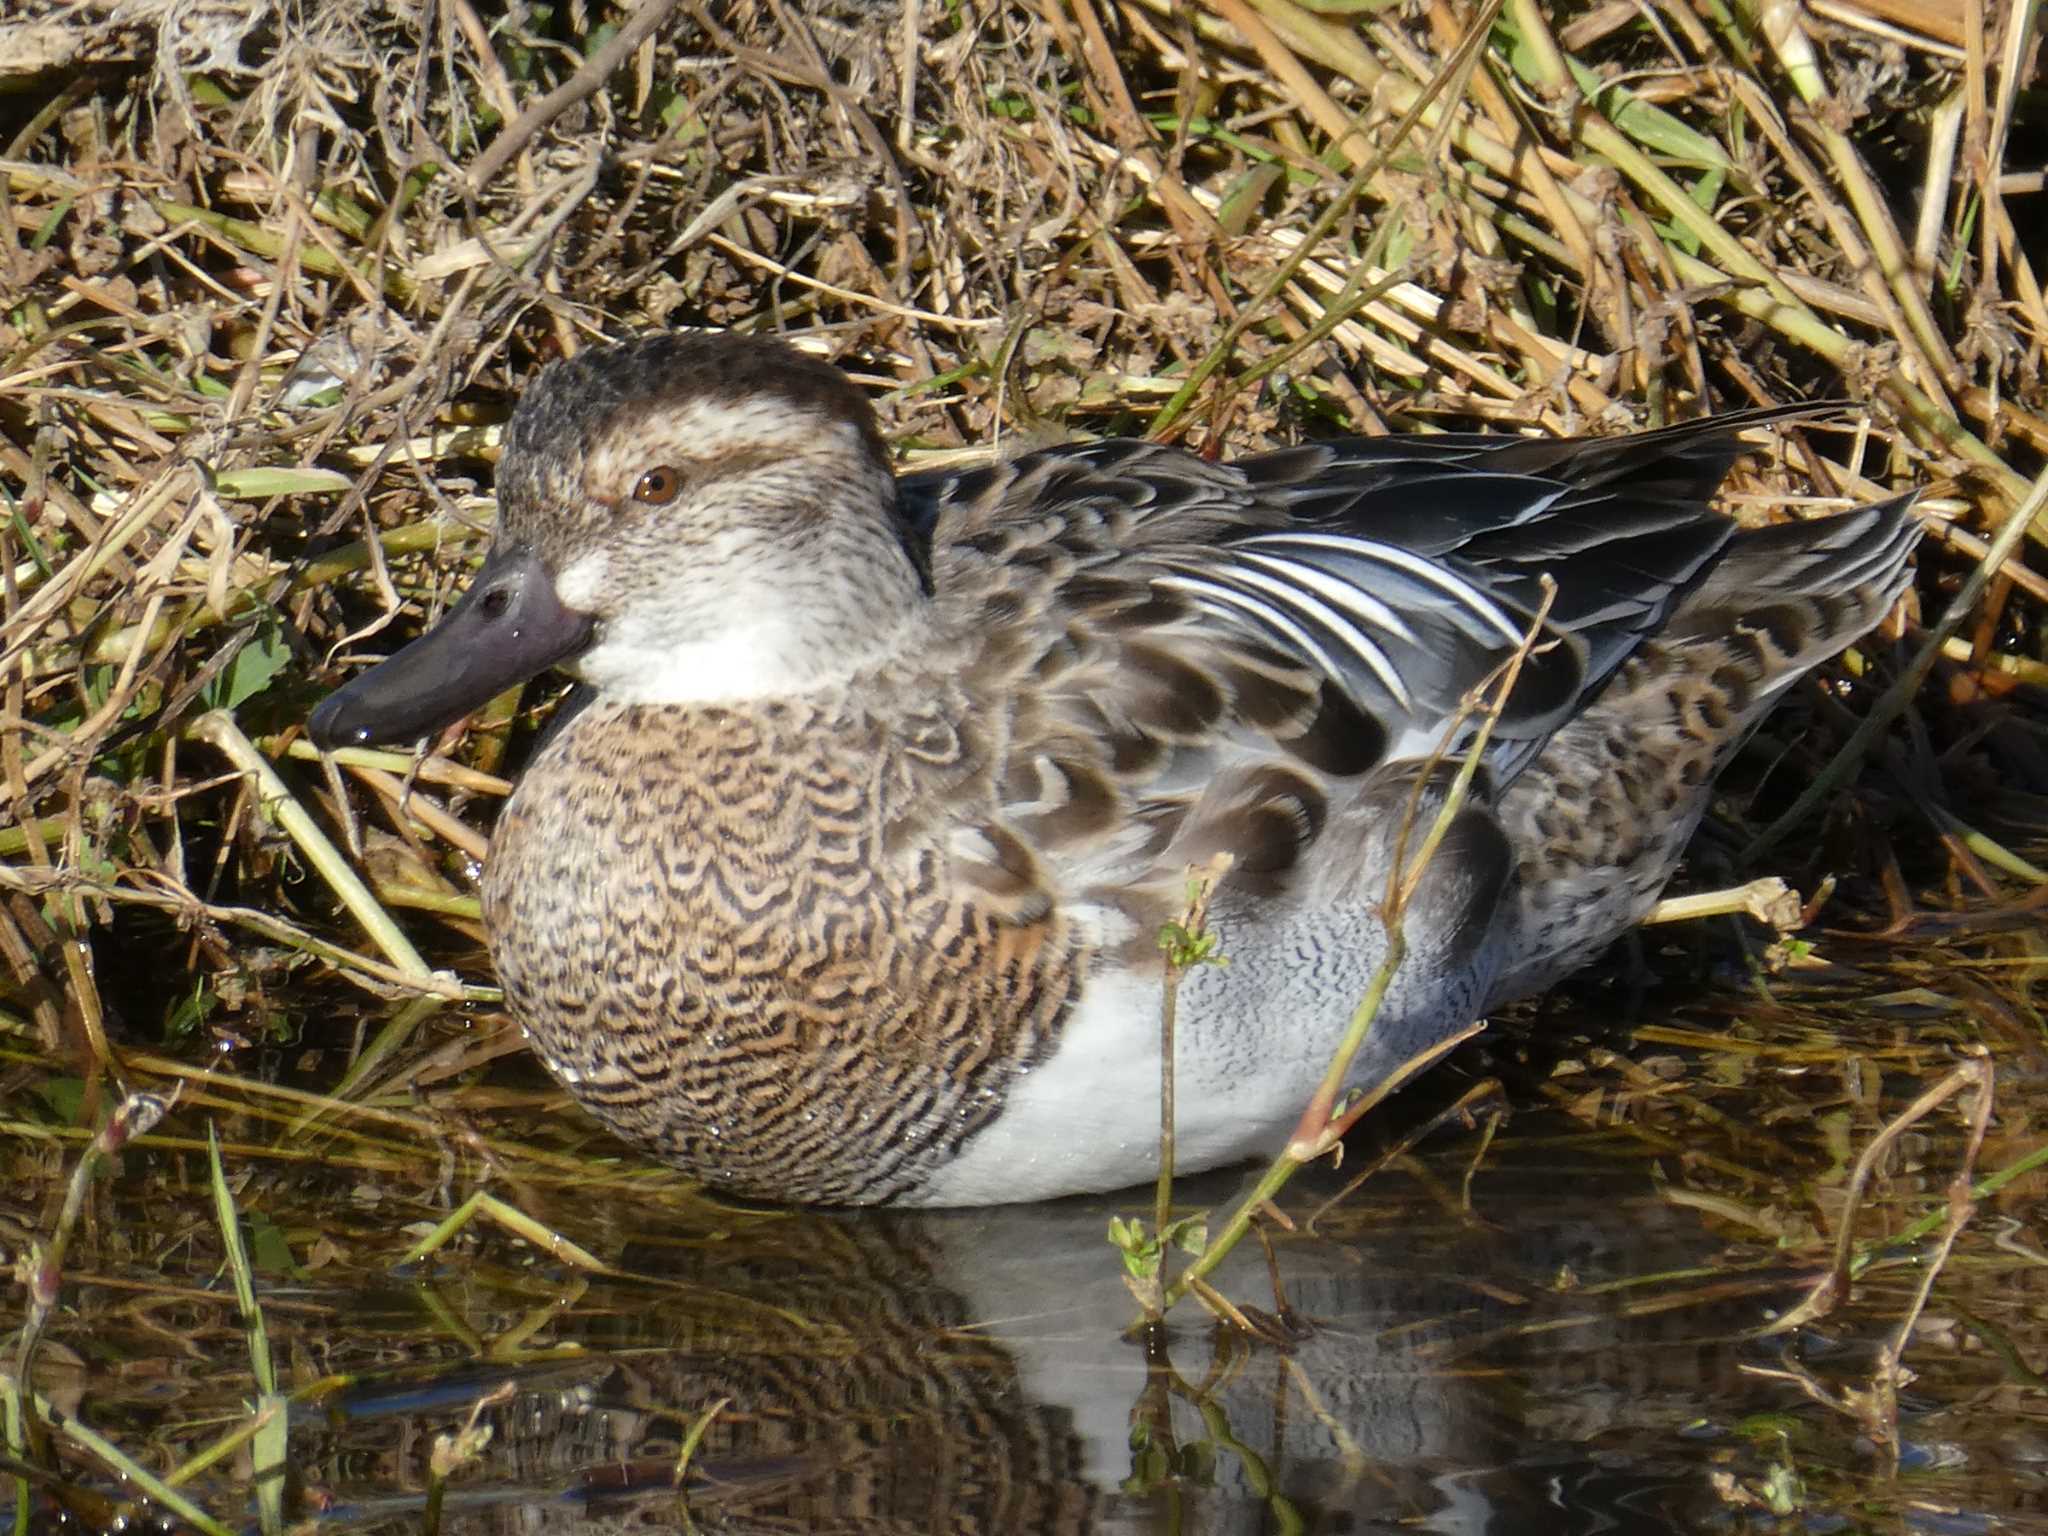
(1490, 494, 1920, 1004)
(1663, 493, 1923, 705)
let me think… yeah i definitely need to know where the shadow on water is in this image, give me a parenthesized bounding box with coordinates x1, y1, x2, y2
(4, 924, 2046, 1535)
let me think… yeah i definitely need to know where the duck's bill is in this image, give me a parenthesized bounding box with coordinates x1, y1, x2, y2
(307, 545, 595, 750)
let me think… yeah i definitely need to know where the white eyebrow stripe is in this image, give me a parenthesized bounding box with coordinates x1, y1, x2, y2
(1242, 532, 1530, 648)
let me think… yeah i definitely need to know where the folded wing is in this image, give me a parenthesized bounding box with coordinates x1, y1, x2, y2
(903, 406, 1845, 918)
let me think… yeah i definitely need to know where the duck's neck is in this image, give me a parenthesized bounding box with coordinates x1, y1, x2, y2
(565, 528, 933, 705)
(569, 605, 931, 706)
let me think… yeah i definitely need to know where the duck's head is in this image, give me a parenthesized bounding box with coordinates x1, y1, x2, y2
(309, 332, 928, 750)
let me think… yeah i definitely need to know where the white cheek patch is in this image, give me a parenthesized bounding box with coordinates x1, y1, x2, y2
(552, 549, 609, 611)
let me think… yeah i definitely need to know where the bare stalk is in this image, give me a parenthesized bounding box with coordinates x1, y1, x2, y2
(1155, 854, 1234, 1243)
(11, 1090, 175, 1465)
(186, 710, 438, 983)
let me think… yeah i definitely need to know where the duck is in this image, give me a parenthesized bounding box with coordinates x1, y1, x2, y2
(308, 331, 1921, 1207)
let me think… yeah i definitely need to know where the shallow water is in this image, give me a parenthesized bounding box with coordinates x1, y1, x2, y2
(4, 934, 2046, 1535)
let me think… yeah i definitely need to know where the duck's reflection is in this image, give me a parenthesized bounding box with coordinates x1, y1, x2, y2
(321, 1152, 1782, 1534)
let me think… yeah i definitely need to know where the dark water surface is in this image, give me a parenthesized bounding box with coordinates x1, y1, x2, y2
(5, 947, 2046, 1535)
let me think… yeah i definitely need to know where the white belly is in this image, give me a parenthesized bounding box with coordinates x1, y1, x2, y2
(909, 903, 1493, 1207)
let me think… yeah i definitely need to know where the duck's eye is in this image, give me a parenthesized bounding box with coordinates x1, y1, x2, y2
(633, 466, 682, 506)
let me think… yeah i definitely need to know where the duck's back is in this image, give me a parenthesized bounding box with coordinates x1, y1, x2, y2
(897, 409, 1894, 940)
